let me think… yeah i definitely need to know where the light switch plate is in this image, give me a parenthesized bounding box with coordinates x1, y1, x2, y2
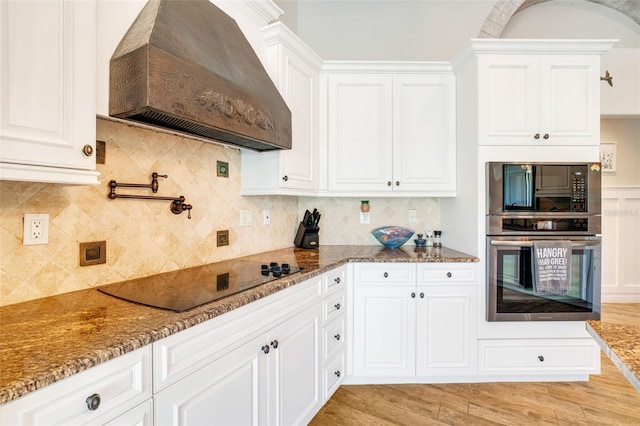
(239, 210, 252, 227)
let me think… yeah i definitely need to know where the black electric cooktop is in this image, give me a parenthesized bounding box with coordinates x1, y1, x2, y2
(97, 260, 302, 312)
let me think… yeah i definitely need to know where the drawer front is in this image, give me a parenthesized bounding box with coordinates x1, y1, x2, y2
(479, 339, 600, 374)
(323, 318, 345, 363)
(324, 265, 346, 295)
(323, 354, 345, 403)
(323, 292, 345, 325)
(0, 347, 152, 425)
(416, 263, 476, 284)
(354, 263, 415, 284)
(153, 277, 322, 392)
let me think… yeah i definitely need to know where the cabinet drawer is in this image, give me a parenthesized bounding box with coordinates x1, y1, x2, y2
(354, 263, 415, 284)
(153, 277, 321, 392)
(416, 263, 476, 284)
(478, 339, 600, 374)
(323, 354, 345, 402)
(323, 318, 345, 363)
(323, 292, 345, 324)
(324, 265, 346, 295)
(0, 347, 152, 425)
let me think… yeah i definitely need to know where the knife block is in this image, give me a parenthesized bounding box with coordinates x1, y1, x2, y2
(294, 222, 319, 249)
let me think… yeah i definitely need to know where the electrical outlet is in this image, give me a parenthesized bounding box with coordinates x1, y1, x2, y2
(239, 210, 252, 227)
(23, 214, 49, 245)
(408, 209, 417, 224)
(360, 211, 370, 224)
(263, 210, 271, 225)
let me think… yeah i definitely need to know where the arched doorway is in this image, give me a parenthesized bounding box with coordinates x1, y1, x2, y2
(479, 0, 640, 38)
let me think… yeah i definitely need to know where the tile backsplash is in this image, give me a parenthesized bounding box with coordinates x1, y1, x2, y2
(0, 118, 297, 306)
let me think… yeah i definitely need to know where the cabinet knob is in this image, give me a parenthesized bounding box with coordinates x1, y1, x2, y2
(262, 345, 270, 354)
(387, 181, 392, 187)
(411, 292, 416, 298)
(335, 371, 341, 377)
(86, 393, 101, 411)
(82, 144, 94, 157)
(538, 355, 544, 362)
(534, 133, 541, 139)
(420, 292, 424, 298)
(447, 272, 452, 278)
(334, 334, 341, 341)
(282, 175, 288, 181)
(395, 181, 400, 186)
(383, 272, 389, 278)
(334, 277, 341, 284)
(543, 133, 550, 140)
(271, 340, 279, 349)
(334, 303, 341, 310)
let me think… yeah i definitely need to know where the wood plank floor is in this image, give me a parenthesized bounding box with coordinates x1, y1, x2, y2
(310, 304, 640, 425)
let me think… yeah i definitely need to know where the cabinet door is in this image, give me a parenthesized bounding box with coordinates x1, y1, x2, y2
(268, 304, 322, 426)
(540, 55, 600, 145)
(155, 334, 267, 426)
(477, 55, 539, 145)
(327, 74, 393, 192)
(392, 74, 456, 193)
(415, 286, 477, 376)
(353, 285, 416, 376)
(277, 45, 319, 191)
(0, 0, 99, 184)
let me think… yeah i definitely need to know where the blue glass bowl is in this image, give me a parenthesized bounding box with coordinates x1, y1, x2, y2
(371, 226, 415, 249)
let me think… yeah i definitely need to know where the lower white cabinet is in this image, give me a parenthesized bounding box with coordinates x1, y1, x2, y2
(155, 305, 322, 426)
(0, 347, 152, 425)
(478, 339, 600, 376)
(352, 263, 477, 378)
(321, 265, 347, 401)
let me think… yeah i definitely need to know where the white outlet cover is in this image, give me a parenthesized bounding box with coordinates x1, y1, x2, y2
(408, 209, 417, 224)
(239, 210, 252, 227)
(360, 212, 370, 224)
(23, 213, 49, 245)
(263, 210, 271, 225)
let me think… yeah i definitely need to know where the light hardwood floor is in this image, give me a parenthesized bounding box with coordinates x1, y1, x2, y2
(310, 304, 640, 425)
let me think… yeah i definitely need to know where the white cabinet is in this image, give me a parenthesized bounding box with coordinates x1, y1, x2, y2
(471, 40, 616, 147)
(352, 263, 477, 379)
(241, 22, 322, 195)
(324, 63, 456, 196)
(153, 277, 323, 426)
(321, 265, 347, 401)
(0, 347, 152, 425)
(0, 0, 99, 185)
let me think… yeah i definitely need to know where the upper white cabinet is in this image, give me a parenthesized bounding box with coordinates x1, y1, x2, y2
(323, 63, 456, 196)
(461, 39, 616, 147)
(600, 48, 640, 117)
(0, 0, 99, 185)
(241, 22, 322, 195)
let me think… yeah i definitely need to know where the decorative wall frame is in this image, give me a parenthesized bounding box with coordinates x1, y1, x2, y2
(599, 142, 617, 172)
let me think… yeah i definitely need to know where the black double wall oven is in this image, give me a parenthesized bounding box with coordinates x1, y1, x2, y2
(486, 162, 602, 321)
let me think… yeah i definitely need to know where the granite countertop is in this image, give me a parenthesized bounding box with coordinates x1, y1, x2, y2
(586, 320, 640, 393)
(0, 245, 477, 405)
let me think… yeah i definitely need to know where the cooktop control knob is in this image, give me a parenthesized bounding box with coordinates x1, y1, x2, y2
(261, 264, 270, 276)
(282, 263, 291, 274)
(271, 265, 282, 277)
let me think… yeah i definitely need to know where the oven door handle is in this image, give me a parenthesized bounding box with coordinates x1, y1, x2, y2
(489, 240, 600, 248)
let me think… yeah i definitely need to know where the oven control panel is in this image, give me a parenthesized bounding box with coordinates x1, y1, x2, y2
(570, 169, 587, 212)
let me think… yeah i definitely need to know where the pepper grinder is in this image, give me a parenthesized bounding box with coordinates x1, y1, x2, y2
(425, 230, 434, 247)
(433, 230, 442, 248)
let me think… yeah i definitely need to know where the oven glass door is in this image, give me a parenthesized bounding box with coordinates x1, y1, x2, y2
(487, 237, 601, 321)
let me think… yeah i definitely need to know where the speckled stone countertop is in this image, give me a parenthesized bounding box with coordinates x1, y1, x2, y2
(586, 320, 640, 393)
(0, 245, 477, 405)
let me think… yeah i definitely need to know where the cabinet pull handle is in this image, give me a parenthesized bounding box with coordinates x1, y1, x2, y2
(86, 393, 101, 411)
(447, 272, 452, 278)
(383, 272, 389, 278)
(534, 133, 541, 139)
(395, 181, 400, 186)
(334, 303, 341, 310)
(262, 345, 270, 354)
(411, 292, 416, 298)
(420, 292, 424, 298)
(271, 340, 279, 349)
(335, 277, 341, 284)
(387, 181, 392, 187)
(543, 133, 549, 140)
(282, 175, 288, 181)
(538, 355, 544, 362)
(82, 144, 94, 157)
(335, 371, 341, 377)
(334, 334, 341, 341)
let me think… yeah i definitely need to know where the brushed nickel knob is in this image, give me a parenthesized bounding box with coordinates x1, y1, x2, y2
(86, 393, 101, 411)
(282, 175, 288, 181)
(82, 144, 94, 157)
(335, 371, 341, 377)
(534, 133, 541, 139)
(334, 334, 341, 341)
(335, 277, 341, 284)
(447, 272, 452, 278)
(262, 345, 270, 354)
(384, 272, 389, 278)
(395, 181, 400, 186)
(387, 181, 392, 187)
(543, 134, 550, 139)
